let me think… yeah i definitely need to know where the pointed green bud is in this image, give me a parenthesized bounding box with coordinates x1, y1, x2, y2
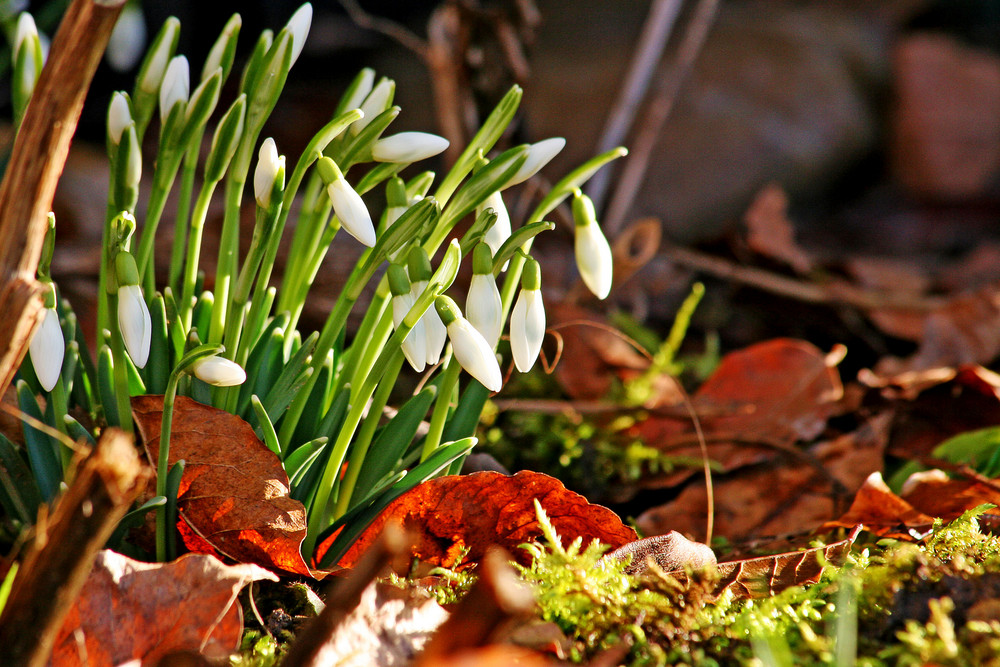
(202, 13, 241, 82)
(205, 94, 246, 183)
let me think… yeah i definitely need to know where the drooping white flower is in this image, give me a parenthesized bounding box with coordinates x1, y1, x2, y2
(465, 244, 503, 349)
(285, 3, 312, 68)
(478, 191, 511, 269)
(509, 258, 545, 372)
(29, 307, 64, 392)
(192, 356, 246, 386)
(107, 92, 132, 145)
(436, 296, 502, 392)
(327, 175, 376, 247)
(254, 138, 283, 209)
(117, 284, 151, 369)
(372, 132, 449, 163)
(572, 191, 613, 300)
(159, 55, 189, 120)
(506, 137, 566, 187)
(352, 77, 394, 135)
(388, 264, 426, 373)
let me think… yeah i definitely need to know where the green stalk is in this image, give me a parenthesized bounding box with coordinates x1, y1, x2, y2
(167, 151, 199, 292)
(179, 180, 220, 329)
(421, 349, 461, 461)
(344, 289, 392, 399)
(155, 369, 181, 562)
(209, 177, 246, 345)
(135, 150, 183, 291)
(277, 171, 324, 313)
(106, 292, 133, 434)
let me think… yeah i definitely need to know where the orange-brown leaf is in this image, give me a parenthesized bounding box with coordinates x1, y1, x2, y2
(821, 472, 936, 538)
(131, 395, 312, 576)
(330, 471, 637, 571)
(51, 550, 276, 665)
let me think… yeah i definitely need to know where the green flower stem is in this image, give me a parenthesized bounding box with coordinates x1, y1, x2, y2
(285, 201, 335, 333)
(155, 343, 223, 562)
(106, 292, 134, 434)
(223, 207, 277, 357)
(167, 150, 200, 292)
(421, 348, 461, 462)
(333, 348, 404, 519)
(209, 177, 247, 345)
(135, 150, 184, 291)
(49, 372, 71, 469)
(277, 171, 324, 313)
(178, 179, 221, 329)
(344, 288, 392, 400)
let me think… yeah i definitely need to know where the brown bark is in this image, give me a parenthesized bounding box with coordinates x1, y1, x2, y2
(0, 0, 126, 396)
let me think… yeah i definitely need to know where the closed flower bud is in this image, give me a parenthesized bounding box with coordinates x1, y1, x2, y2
(341, 68, 375, 113)
(372, 132, 449, 163)
(285, 3, 312, 68)
(107, 92, 132, 145)
(138, 18, 179, 95)
(506, 137, 565, 186)
(29, 307, 64, 392)
(159, 55, 189, 120)
(254, 138, 283, 209)
(436, 296, 502, 392)
(106, 4, 146, 72)
(352, 77, 394, 135)
(14, 13, 39, 60)
(192, 356, 246, 386)
(479, 191, 511, 269)
(510, 258, 545, 372)
(572, 191, 613, 299)
(117, 284, 151, 369)
(327, 171, 376, 247)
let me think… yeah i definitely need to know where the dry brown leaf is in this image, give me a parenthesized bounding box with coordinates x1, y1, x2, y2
(51, 550, 276, 666)
(744, 184, 813, 274)
(821, 472, 936, 538)
(901, 475, 1000, 523)
(325, 471, 637, 571)
(131, 395, 312, 576)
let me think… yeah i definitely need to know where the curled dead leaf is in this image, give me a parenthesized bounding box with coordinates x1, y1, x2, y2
(131, 395, 312, 576)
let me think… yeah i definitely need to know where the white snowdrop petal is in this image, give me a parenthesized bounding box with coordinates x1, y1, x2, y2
(327, 178, 376, 247)
(372, 132, 449, 163)
(392, 294, 426, 372)
(507, 137, 565, 186)
(29, 308, 64, 392)
(192, 357, 246, 386)
(286, 3, 313, 67)
(254, 138, 281, 209)
(118, 284, 151, 369)
(448, 318, 502, 392)
(159, 55, 189, 120)
(575, 221, 613, 300)
(510, 288, 545, 373)
(466, 274, 503, 349)
(107, 92, 132, 145)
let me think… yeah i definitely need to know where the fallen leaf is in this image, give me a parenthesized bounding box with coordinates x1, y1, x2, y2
(51, 550, 276, 666)
(901, 474, 1000, 523)
(744, 184, 814, 274)
(327, 471, 637, 571)
(637, 338, 844, 487)
(131, 395, 312, 576)
(821, 472, 936, 538)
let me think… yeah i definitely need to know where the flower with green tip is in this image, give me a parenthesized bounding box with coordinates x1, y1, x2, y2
(466, 243, 503, 348)
(107, 92, 132, 145)
(506, 137, 565, 186)
(116, 251, 151, 368)
(192, 356, 247, 386)
(436, 296, 502, 392)
(138, 19, 178, 96)
(29, 307, 64, 393)
(327, 174, 376, 247)
(341, 68, 374, 113)
(372, 132, 449, 163)
(510, 257, 545, 372)
(159, 55, 189, 119)
(478, 191, 511, 269)
(572, 191, 613, 300)
(254, 137, 284, 209)
(285, 3, 312, 67)
(14, 13, 39, 59)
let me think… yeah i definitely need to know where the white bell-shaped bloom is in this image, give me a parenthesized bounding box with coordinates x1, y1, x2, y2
(254, 138, 283, 209)
(465, 244, 503, 349)
(327, 176, 376, 247)
(479, 191, 511, 267)
(285, 3, 312, 68)
(372, 132, 449, 163)
(409, 279, 446, 366)
(117, 284, 151, 368)
(506, 137, 565, 186)
(392, 292, 427, 373)
(510, 258, 545, 372)
(159, 55, 189, 120)
(437, 297, 502, 392)
(29, 307, 64, 392)
(107, 92, 132, 145)
(106, 4, 146, 72)
(192, 356, 246, 386)
(573, 192, 613, 300)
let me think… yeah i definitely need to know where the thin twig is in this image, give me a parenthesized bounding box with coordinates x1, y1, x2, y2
(338, 0, 429, 59)
(586, 0, 684, 210)
(604, 0, 721, 236)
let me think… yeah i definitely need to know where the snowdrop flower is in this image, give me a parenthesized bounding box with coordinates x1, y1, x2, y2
(435, 296, 502, 392)
(107, 92, 132, 145)
(285, 3, 312, 68)
(506, 137, 565, 186)
(510, 257, 545, 372)
(202, 14, 241, 81)
(323, 160, 375, 247)
(352, 77, 394, 135)
(254, 138, 284, 209)
(106, 3, 146, 72)
(29, 306, 64, 393)
(116, 252, 151, 369)
(572, 191, 613, 300)
(341, 68, 375, 114)
(466, 243, 503, 349)
(478, 191, 511, 265)
(14, 13, 38, 60)
(138, 18, 179, 96)
(192, 356, 246, 386)
(388, 264, 426, 372)
(159, 55, 189, 120)
(372, 132, 449, 163)
(407, 247, 446, 365)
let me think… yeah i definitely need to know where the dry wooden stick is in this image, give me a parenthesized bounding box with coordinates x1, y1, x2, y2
(0, 0, 126, 397)
(0, 429, 149, 667)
